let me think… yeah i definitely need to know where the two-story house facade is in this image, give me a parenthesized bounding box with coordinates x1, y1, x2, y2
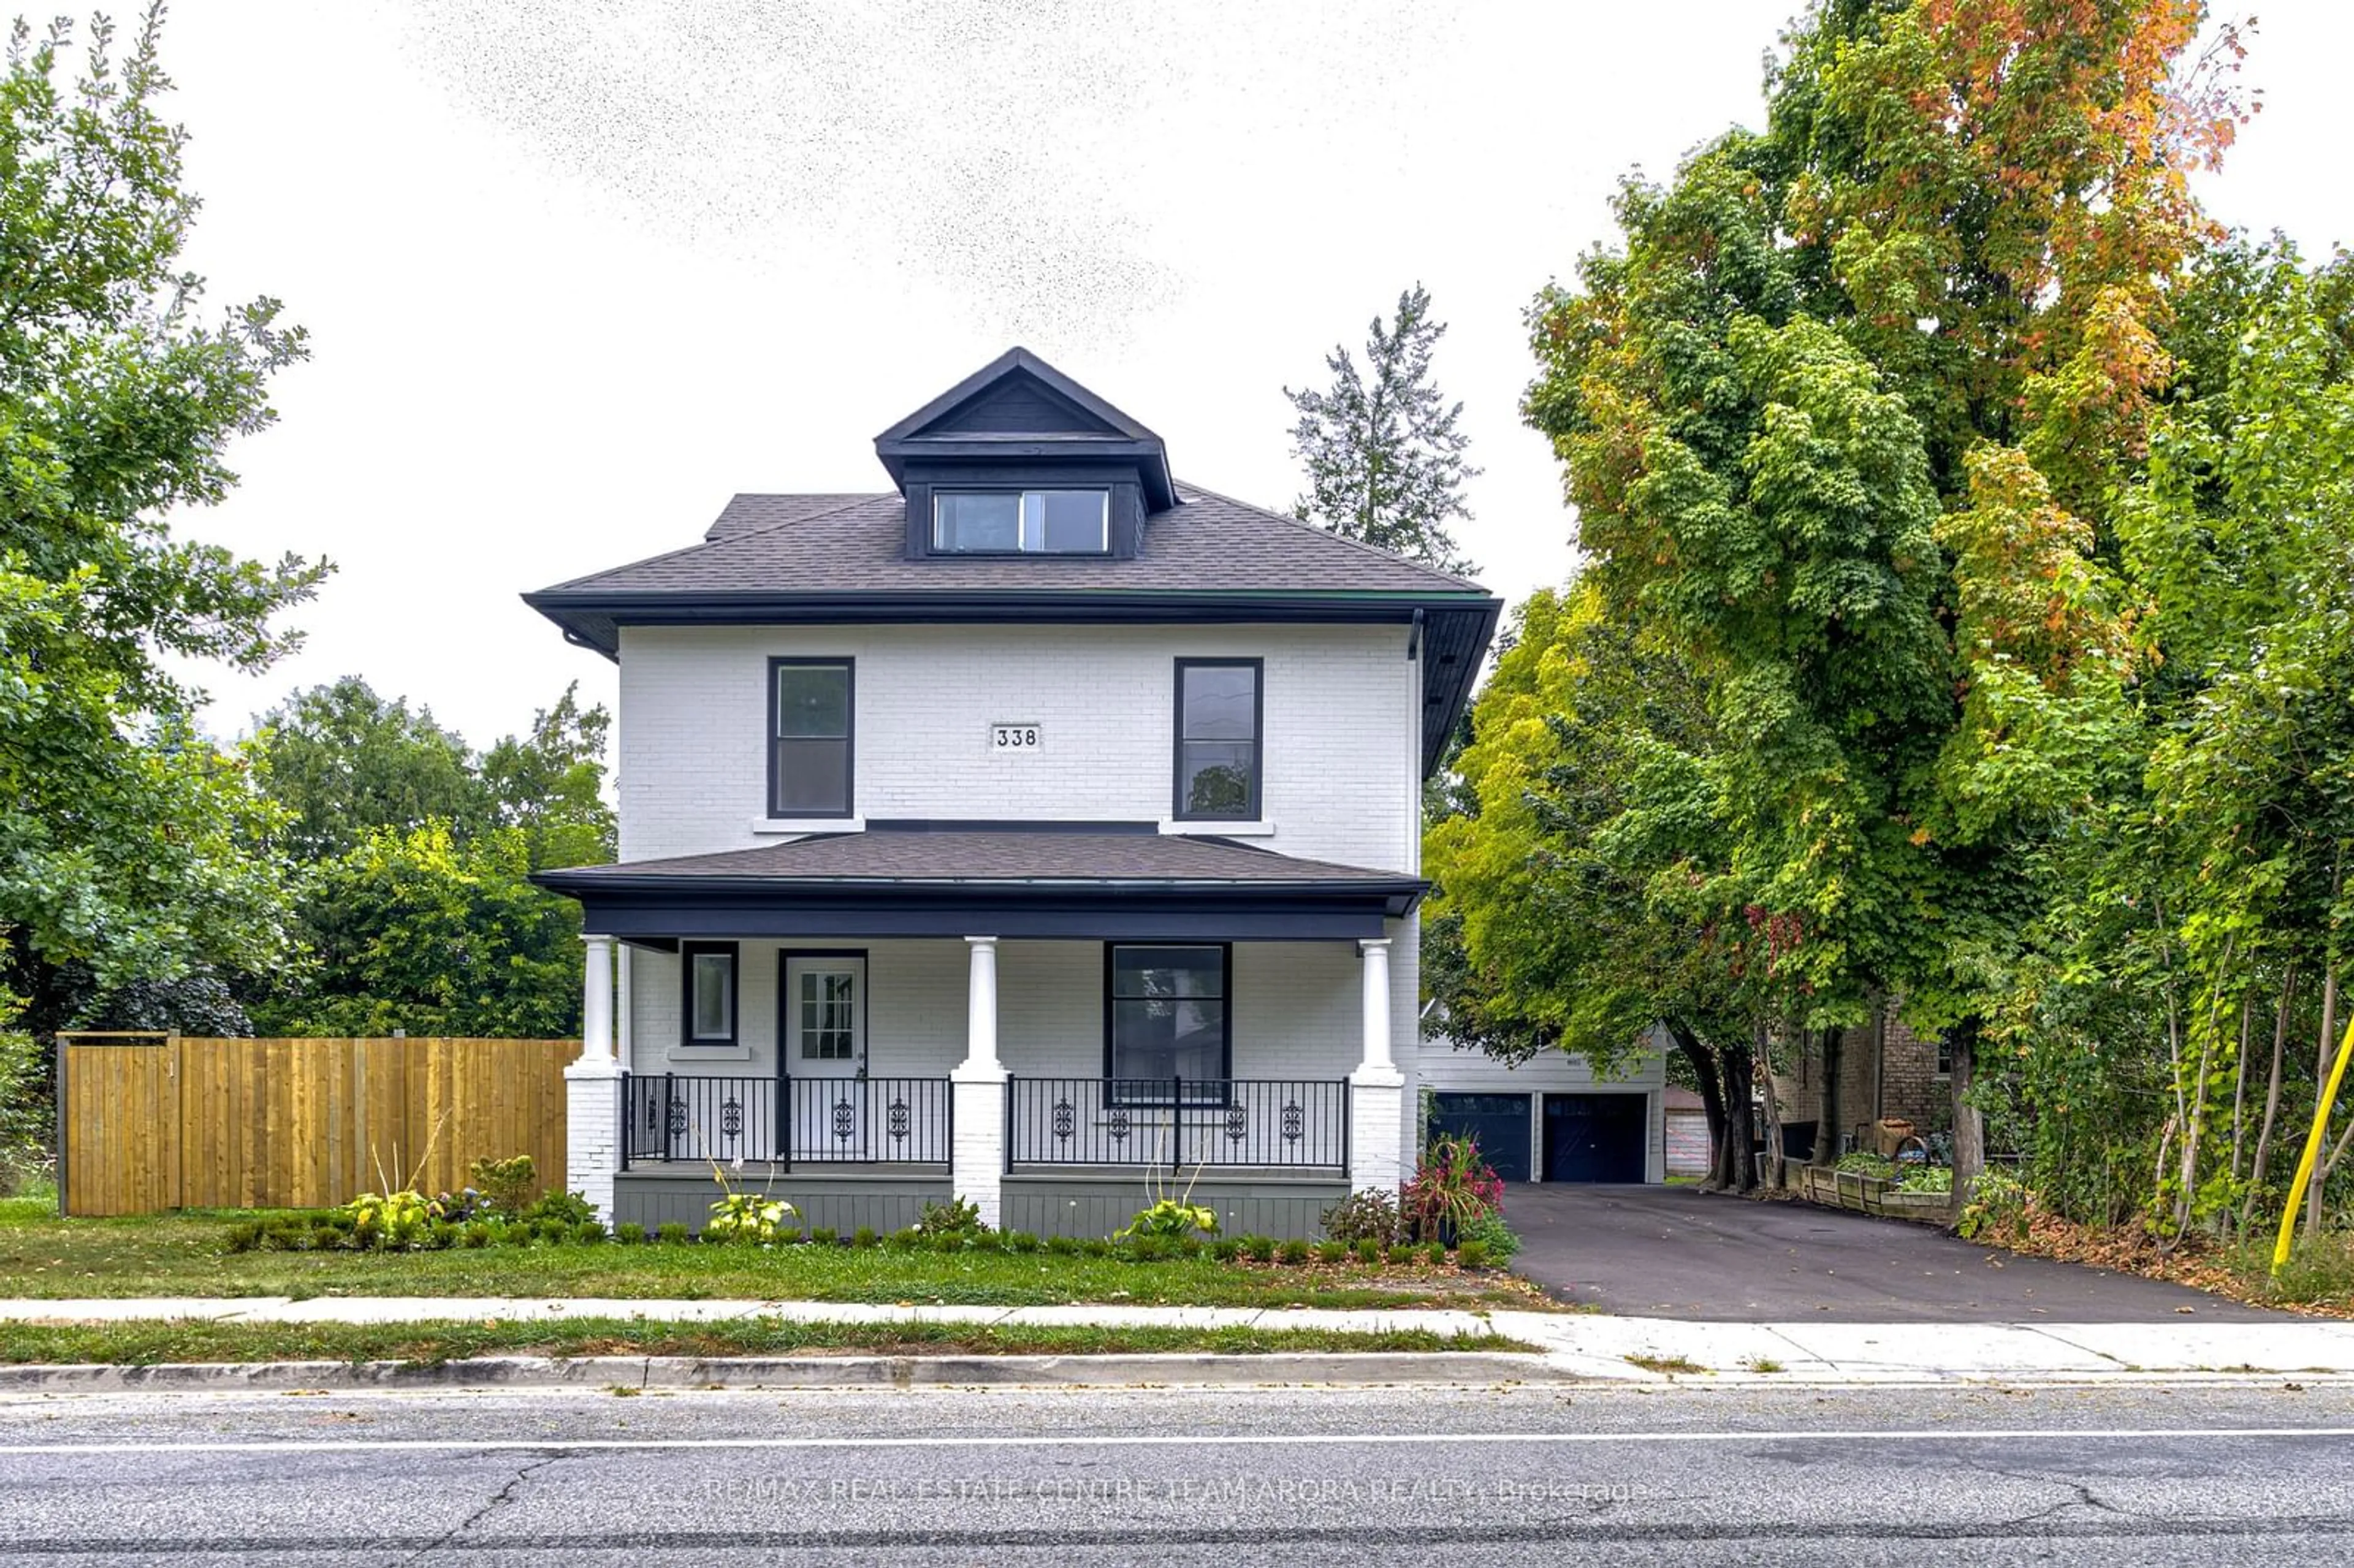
(525, 349, 1499, 1238)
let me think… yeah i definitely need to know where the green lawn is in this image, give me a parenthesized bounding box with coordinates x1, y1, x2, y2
(0, 1315, 1534, 1366)
(0, 1198, 1556, 1311)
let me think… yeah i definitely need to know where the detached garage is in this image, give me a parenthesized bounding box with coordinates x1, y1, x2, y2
(1411, 1029, 1667, 1184)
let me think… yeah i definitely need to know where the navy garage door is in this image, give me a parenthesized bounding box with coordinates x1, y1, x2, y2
(1542, 1093, 1648, 1182)
(1428, 1093, 1532, 1182)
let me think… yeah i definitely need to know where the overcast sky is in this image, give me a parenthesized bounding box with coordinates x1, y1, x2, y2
(149, 1, 2354, 752)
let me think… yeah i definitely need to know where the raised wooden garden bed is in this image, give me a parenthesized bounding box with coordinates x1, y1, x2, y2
(1789, 1165, 1953, 1225)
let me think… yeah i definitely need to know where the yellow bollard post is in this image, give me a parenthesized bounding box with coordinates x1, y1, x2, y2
(2273, 1016, 2354, 1275)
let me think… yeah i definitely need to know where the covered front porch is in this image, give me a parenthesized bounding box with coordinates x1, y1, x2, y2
(539, 828, 1423, 1236)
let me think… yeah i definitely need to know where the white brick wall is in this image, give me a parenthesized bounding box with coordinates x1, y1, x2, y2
(615, 622, 1418, 872)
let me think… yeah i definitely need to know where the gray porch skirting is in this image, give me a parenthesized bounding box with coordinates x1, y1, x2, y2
(611, 1168, 1347, 1240)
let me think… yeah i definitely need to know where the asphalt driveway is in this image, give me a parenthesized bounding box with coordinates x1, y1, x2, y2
(1507, 1183, 2277, 1322)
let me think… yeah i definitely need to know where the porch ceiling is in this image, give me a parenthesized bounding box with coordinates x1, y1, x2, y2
(535, 827, 1425, 941)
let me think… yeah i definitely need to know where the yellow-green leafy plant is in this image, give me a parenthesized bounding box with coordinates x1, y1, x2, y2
(704, 1163, 795, 1244)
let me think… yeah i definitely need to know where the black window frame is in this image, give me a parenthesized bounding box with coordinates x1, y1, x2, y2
(1102, 941, 1233, 1103)
(766, 657, 856, 820)
(1171, 657, 1263, 822)
(929, 487, 1113, 556)
(680, 941, 740, 1049)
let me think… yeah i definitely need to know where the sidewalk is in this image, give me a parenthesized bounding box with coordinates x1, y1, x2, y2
(7, 1296, 2354, 1383)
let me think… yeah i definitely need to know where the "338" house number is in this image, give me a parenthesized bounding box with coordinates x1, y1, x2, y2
(989, 723, 1042, 750)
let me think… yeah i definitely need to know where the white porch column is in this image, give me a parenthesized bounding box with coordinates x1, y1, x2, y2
(565, 932, 625, 1225)
(1349, 937, 1406, 1195)
(951, 935, 1009, 1228)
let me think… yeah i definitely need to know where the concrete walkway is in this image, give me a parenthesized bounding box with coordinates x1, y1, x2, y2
(7, 1295, 2354, 1383)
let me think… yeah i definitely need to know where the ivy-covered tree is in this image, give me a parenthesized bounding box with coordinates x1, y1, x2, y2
(1, 8, 326, 1033)
(1286, 284, 1480, 574)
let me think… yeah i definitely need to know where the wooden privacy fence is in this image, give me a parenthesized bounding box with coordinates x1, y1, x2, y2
(58, 1033, 579, 1216)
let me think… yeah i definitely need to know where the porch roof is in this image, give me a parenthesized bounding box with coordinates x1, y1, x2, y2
(535, 827, 1425, 942)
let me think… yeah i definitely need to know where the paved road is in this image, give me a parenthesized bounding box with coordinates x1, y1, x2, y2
(1507, 1184, 2277, 1321)
(2, 1380, 2350, 1564)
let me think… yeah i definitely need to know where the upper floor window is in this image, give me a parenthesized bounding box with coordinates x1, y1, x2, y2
(1173, 658, 1261, 820)
(933, 489, 1108, 554)
(770, 658, 853, 817)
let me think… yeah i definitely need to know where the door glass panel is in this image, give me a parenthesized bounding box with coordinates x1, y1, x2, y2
(799, 969, 856, 1060)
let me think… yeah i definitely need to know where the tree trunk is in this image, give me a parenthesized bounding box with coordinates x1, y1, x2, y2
(1664, 1018, 1726, 1191)
(1813, 1026, 1845, 1166)
(2239, 961, 2298, 1235)
(1949, 1016, 1984, 1201)
(1721, 1035, 1758, 1193)
(1756, 1019, 1787, 1189)
(2228, 992, 2254, 1190)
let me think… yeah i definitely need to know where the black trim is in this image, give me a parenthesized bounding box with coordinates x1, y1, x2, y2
(564, 889, 1406, 942)
(1172, 657, 1263, 821)
(1103, 941, 1234, 1087)
(777, 948, 867, 1068)
(766, 657, 856, 819)
(679, 941, 740, 1049)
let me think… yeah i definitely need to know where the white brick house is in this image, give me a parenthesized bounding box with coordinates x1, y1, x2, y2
(525, 349, 1499, 1238)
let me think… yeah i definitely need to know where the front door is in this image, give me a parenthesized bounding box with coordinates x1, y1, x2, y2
(783, 955, 866, 1160)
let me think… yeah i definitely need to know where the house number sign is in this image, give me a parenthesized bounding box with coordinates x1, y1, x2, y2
(990, 722, 1042, 751)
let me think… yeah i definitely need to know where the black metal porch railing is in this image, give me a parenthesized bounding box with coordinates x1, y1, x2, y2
(1005, 1076, 1348, 1172)
(618, 1073, 951, 1171)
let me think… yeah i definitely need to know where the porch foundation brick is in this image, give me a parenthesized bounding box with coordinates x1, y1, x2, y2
(563, 1060, 623, 1225)
(1347, 1065, 1406, 1195)
(949, 1064, 1008, 1228)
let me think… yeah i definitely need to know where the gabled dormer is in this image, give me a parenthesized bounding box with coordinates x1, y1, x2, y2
(873, 348, 1179, 561)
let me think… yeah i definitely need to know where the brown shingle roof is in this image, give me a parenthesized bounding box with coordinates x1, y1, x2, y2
(537, 829, 1422, 891)
(533, 484, 1485, 599)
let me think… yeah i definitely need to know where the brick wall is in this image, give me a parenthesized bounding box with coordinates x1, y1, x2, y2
(1768, 1006, 1949, 1153)
(615, 621, 1419, 874)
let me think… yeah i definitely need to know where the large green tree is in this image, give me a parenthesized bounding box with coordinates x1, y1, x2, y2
(246, 679, 616, 1036)
(1, 7, 325, 1027)
(1286, 284, 1480, 574)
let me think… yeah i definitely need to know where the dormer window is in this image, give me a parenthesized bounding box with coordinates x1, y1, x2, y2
(932, 489, 1108, 554)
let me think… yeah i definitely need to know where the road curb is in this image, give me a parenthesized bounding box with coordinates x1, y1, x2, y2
(0, 1350, 1577, 1394)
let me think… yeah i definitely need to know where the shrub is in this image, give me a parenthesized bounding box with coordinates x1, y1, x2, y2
(810, 1227, 839, 1247)
(1278, 1239, 1311, 1266)
(1316, 1239, 1348, 1265)
(1457, 1239, 1491, 1270)
(852, 1226, 879, 1249)
(614, 1222, 646, 1246)
(1457, 1209, 1521, 1262)
(1126, 1235, 1171, 1261)
(1241, 1235, 1276, 1263)
(1004, 1230, 1040, 1253)
(1354, 1237, 1381, 1266)
(1835, 1152, 1898, 1179)
(1957, 1168, 2031, 1242)
(1320, 1187, 1400, 1247)
(930, 1231, 968, 1254)
(573, 1220, 606, 1245)
(1425, 1241, 1448, 1268)
(1046, 1234, 1080, 1256)
(521, 1189, 597, 1228)
(429, 1187, 493, 1225)
(499, 1222, 533, 1247)
(427, 1221, 459, 1250)
(224, 1221, 266, 1254)
(1116, 1198, 1218, 1243)
(1080, 1237, 1111, 1257)
(657, 1222, 690, 1246)
(707, 1187, 796, 1244)
(463, 1222, 497, 1249)
(1400, 1133, 1504, 1244)
(1897, 1165, 1954, 1195)
(917, 1196, 985, 1236)
(887, 1227, 923, 1249)
(468, 1155, 537, 1218)
(969, 1228, 1005, 1252)
(1209, 1238, 1243, 1262)
(1385, 1243, 1418, 1266)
